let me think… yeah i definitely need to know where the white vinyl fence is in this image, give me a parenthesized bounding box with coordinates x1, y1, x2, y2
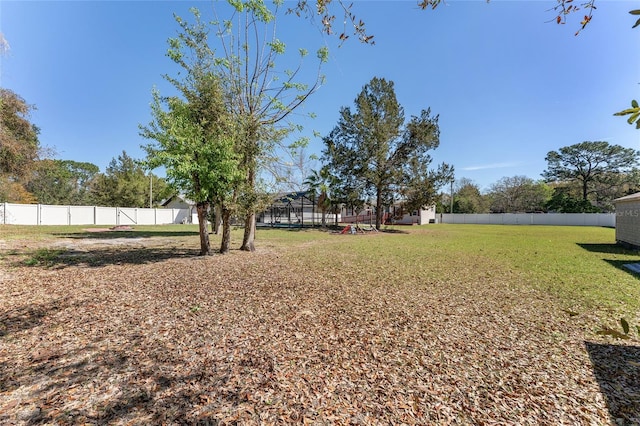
(0, 203, 191, 226)
(440, 213, 615, 227)
(0, 203, 617, 228)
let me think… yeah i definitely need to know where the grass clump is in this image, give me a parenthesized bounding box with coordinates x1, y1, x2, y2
(23, 248, 64, 267)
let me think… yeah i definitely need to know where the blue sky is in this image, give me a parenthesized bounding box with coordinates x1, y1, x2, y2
(2, 0, 639, 191)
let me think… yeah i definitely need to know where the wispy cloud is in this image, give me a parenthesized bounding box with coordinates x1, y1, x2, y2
(462, 162, 521, 171)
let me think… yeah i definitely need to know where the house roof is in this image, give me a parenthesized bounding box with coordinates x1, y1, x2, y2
(161, 194, 195, 207)
(272, 191, 312, 203)
(614, 192, 640, 203)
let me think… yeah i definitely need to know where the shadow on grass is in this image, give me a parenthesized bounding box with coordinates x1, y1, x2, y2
(53, 230, 199, 240)
(10, 246, 202, 269)
(379, 228, 409, 234)
(585, 341, 640, 425)
(577, 243, 639, 255)
(255, 224, 411, 234)
(577, 243, 640, 278)
(602, 260, 640, 278)
(256, 224, 341, 232)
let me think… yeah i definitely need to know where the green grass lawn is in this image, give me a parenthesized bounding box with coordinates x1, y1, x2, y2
(405, 225, 640, 313)
(262, 224, 640, 318)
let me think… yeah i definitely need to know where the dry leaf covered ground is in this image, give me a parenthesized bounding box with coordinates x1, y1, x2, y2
(0, 225, 639, 425)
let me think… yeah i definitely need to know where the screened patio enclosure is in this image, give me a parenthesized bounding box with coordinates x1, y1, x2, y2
(257, 191, 337, 228)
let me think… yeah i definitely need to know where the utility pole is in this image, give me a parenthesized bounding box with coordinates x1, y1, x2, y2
(450, 178, 454, 214)
(149, 174, 153, 209)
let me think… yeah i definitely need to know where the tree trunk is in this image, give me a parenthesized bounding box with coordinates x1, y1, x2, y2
(375, 190, 383, 230)
(582, 179, 589, 201)
(240, 164, 257, 251)
(240, 212, 256, 251)
(212, 202, 223, 234)
(220, 206, 232, 254)
(318, 192, 327, 228)
(196, 201, 211, 256)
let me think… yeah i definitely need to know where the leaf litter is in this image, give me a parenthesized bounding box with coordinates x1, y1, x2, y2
(0, 232, 637, 425)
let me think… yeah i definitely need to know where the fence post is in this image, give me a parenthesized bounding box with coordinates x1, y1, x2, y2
(67, 205, 71, 225)
(2, 202, 5, 225)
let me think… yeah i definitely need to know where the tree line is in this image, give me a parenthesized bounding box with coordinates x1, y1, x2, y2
(442, 141, 639, 214)
(0, 88, 172, 207)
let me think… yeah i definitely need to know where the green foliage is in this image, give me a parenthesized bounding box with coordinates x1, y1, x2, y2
(142, 9, 247, 254)
(26, 159, 99, 205)
(612, 10, 640, 128)
(303, 167, 335, 227)
(0, 89, 40, 180)
(24, 248, 63, 268)
(402, 160, 454, 215)
(631, 9, 640, 28)
(90, 151, 166, 208)
(452, 178, 488, 213)
(488, 176, 551, 213)
(142, 89, 241, 208)
(0, 89, 42, 203)
(596, 318, 640, 340)
(614, 99, 640, 129)
(175, 2, 327, 251)
(543, 141, 640, 206)
(316, 46, 329, 63)
(545, 188, 601, 213)
(322, 77, 450, 229)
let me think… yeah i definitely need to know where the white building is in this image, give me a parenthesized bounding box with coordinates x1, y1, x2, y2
(614, 192, 640, 249)
(341, 204, 437, 226)
(161, 194, 195, 224)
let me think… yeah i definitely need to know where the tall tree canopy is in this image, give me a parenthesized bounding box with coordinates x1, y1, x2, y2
(26, 159, 99, 205)
(453, 178, 488, 214)
(91, 151, 169, 208)
(212, 1, 327, 251)
(0, 89, 40, 179)
(165, 3, 327, 252)
(142, 45, 241, 255)
(322, 77, 451, 229)
(542, 141, 640, 207)
(487, 176, 551, 213)
(144, 2, 327, 253)
(545, 186, 601, 213)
